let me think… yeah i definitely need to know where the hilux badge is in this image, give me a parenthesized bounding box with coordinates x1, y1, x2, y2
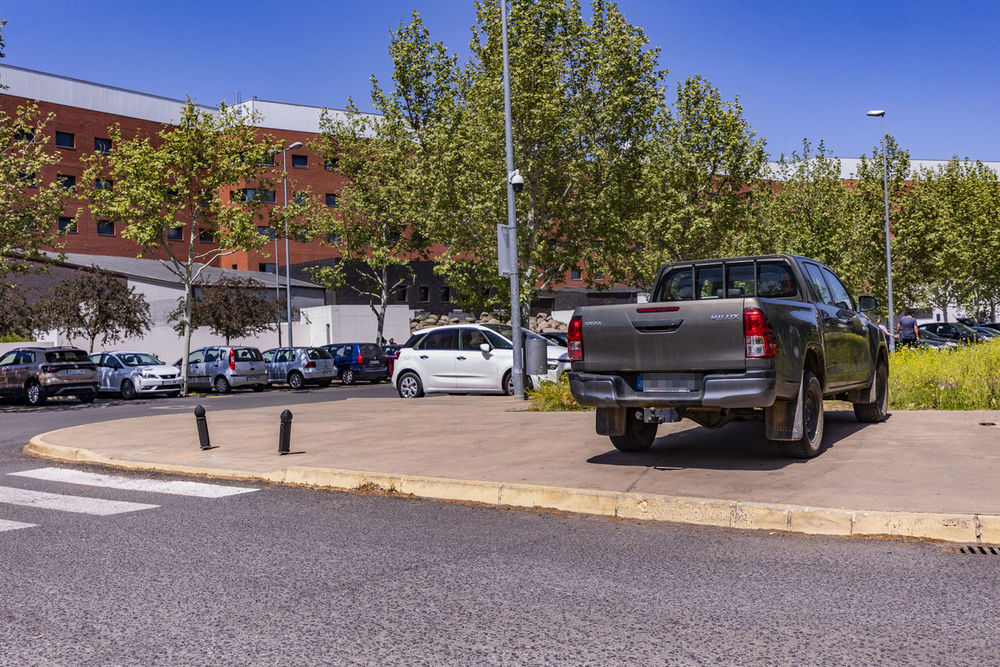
(710, 314, 739, 321)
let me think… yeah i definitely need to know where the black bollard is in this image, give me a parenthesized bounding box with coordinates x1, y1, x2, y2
(195, 405, 212, 450)
(278, 409, 293, 455)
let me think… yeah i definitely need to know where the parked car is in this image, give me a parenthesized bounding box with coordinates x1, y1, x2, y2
(0, 346, 98, 406)
(262, 347, 337, 389)
(918, 322, 986, 344)
(539, 331, 568, 347)
(916, 330, 960, 350)
(392, 323, 570, 398)
(174, 346, 267, 393)
(89, 351, 182, 399)
(382, 344, 402, 378)
(321, 343, 389, 385)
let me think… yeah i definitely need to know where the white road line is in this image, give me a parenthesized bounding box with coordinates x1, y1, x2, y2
(0, 519, 37, 532)
(0, 486, 158, 515)
(9, 468, 258, 498)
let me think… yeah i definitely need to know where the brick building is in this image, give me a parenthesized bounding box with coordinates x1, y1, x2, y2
(1, 64, 637, 316)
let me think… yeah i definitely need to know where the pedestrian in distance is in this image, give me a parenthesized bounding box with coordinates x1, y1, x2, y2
(896, 309, 920, 349)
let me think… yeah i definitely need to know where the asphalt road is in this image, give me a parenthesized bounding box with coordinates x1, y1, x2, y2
(2, 385, 998, 666)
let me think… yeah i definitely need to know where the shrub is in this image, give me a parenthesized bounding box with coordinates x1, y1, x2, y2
(889, 341, 1000, 410)
(525, 375, 594, 412)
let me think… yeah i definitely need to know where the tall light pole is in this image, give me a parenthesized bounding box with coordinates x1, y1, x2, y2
(501, 0, 524, 397)
(280, 140, 303, 347)
(274, 228, 282, 347)
(867, 110, 894, 353)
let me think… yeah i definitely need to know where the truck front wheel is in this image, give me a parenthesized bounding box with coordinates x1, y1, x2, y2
(610, 410, 658, 452)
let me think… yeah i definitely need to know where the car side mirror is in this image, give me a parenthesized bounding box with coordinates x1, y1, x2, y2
(480, 343, 493, 354)
(857, 295, 879, 312)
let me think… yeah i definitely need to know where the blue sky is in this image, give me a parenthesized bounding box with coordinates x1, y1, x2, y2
(3, 1, 997, 161)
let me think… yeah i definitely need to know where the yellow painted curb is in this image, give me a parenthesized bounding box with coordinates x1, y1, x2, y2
(23, 437, 999, 545)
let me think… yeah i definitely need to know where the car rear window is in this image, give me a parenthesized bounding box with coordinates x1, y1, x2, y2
(359, 344, 383, 357)
(307, 348, 332, 360)
(234, 348, 262, 362)
(45, 350, 90, 363)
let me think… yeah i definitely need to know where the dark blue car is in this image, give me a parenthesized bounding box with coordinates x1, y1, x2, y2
(321, 343, 389, 385)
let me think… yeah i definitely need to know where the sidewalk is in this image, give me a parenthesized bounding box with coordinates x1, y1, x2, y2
(25, 396, 1000, 544)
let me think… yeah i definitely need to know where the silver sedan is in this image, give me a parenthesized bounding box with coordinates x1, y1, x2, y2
(89, 351, 183, 399)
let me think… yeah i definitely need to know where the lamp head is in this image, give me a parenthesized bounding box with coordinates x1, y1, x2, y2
(287, 141, 304, 150)
(866, 110, 885, 117)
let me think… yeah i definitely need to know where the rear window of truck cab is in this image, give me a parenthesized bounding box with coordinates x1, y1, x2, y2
(655, 262, 797, 301)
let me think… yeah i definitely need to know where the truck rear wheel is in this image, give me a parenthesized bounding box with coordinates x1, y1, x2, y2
(610, 410, 658, 452)
(853, 359, 888, 423)
(778, 371, 824, 458)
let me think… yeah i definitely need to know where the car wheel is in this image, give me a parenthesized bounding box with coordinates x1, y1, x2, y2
(214, 376, 231, 394)
(778, 371, 825, 458)
(79, 393, 96, 404)
(853, 358, 889, 423)
(397, 372, 424, 398)
(341, 369, 356, 386)
(609, 409, 658, 452)
(24, 380, 45, 406)
(503, 371, 515, 396)
(288, 371, 305, 390)
(120, 379, 137, 400)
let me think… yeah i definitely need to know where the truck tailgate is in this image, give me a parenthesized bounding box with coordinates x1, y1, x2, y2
(579, 300, 746, 372)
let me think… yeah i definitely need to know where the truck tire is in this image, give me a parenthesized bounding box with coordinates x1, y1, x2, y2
(853, 359, 888, 423)
(610, 410, 658, 452)
(778, 371, 824, 458)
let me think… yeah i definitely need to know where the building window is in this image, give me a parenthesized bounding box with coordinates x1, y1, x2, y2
(593, 272, 604, 282)
(257, 153, 274, 166)
(231, 188, 275, 203)
(24, 217, 38, 231)
(258, 226, 276, 240)
(97, 220, 115, 236)
(167, 227, 183, 241)
(58, 217, 77, 233)
(325, 193, 339, 207)
(18, 171, 36, 187)
(325, 232, 341, 244)
(58, 174, 75, 190)
(95, 178, 112, 191)
(199, 228, 215, 243)
(55, 131, 75, 149)
(419, 286, 430, 302)
(94, 137, 112, 153)
(441, 286, 451, 303)
(232, 264, 238, 270)
(571, 269, 582, 281)
(324, 157, 338, 171)
(397, 286, 408, 302)
(15, 129, 34, 143)
(292, 191, 309, 205)
(259, 263, 276, 273)
(291, 155, 308, 169)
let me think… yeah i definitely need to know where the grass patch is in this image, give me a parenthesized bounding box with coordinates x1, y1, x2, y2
(525, 375, 594, 412)
(890, 340, 1000, 410)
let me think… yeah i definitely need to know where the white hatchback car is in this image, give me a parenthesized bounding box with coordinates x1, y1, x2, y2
(392, 323, 569, 398)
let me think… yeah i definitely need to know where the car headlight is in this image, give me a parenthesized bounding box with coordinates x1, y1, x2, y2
(141, 372, 157, 379)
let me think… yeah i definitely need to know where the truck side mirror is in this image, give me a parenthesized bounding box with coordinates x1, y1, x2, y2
(857, 295, 879, 312)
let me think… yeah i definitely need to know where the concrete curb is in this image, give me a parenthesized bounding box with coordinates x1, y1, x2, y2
(24, 437, 999, 545)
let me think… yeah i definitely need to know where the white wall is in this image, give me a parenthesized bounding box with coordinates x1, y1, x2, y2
(0, 341, 55, 356)
(298, 305, 411, 346)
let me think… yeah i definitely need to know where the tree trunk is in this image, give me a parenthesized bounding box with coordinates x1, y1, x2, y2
(181, 268, 193, 396)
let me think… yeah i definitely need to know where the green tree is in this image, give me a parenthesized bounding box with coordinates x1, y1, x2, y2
(310, 104, 428, 343)
(39, 267, 150, 353)
(622, 75, 767, 284)
(83, 101, 275, 393)
(169, 276, 286, 345)
(370, 2, 665, 317)
(0, 281, 42, 341)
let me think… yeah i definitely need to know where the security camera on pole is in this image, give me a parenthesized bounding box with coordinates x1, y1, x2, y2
(499, 0, 525, 397)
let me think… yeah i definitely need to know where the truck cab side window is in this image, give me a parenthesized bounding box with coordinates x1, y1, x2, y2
(656, 269, 694, 302)
(820, 266, 855, 311)
(757, 263, 797, 298)
(726, 264, 754, 297)
(804, 263, 834, 306)
(695, 266, 723, 299)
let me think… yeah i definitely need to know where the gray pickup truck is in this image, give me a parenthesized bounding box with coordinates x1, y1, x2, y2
(566, 255, 889, 458)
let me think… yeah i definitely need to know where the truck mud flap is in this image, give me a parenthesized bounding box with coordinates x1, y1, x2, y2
(765, 375, 804, 441)
(596, 407, 627, 437)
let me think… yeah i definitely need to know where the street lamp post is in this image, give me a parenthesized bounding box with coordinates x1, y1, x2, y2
(280, 140, 303, 347)
(867, 110, 894, 353)
(500, 0, 524, 397)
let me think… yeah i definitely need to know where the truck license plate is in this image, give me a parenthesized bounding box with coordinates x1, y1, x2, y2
(638, 373, 699, 393)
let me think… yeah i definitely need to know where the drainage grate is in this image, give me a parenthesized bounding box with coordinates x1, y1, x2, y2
(953, 545, 1000, 555)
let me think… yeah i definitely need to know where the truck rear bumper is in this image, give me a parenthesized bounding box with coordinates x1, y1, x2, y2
(567, 370, 776, 409)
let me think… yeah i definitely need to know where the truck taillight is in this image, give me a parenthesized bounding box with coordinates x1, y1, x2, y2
(744, 308, 777, 358)
(228, 348, 236, 371)
(568, 315, 584, 361)
(357, 351, 363, 364)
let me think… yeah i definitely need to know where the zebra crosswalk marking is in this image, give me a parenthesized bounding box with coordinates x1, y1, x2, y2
(0, 486, 159, 515)
(0, 519, 37, 532)
(10, 468, 258, 498)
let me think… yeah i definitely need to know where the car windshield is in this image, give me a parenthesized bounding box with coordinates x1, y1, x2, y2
(45, 350, 90, 363)
(119, 353, 162, 367)
(484, 324, 560, 346)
